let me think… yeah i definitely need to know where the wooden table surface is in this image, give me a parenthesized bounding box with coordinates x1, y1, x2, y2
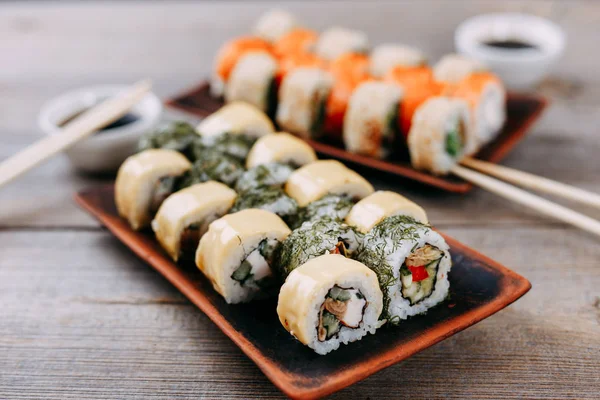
(1, 1, 599, 399)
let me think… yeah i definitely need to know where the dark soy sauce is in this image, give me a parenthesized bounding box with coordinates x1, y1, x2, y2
(58, 108, 139, 133)
(482, 39, 538, 50)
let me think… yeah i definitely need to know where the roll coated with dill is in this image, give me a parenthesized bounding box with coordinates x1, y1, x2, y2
(284, 160, 374, 207)
(356, 215, 451, 323)
(115, 149, 192, 230)
(152, 181, 237, 261)
(230, 185, 298, 225)
(196, 209, 291, 304)
(275, 218, 362, 280)
(277, 254, 383, 355)
(245, 132, 317, 169)
(137, 121, 199, 160)
(345, 191, 428, 233)
(234, 162, 294, 192)
(290, 194, 354, 229)
(179, 151, 245, 188)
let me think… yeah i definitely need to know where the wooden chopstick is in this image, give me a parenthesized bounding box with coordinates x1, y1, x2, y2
(461, 157, 600, 209)
(0, 79, 152, 189)
(452, 164, 600, 238)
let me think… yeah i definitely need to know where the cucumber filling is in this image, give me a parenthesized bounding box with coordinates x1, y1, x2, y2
(400, 244, 444, 305)
(445, 118, 465, 158)
(231, 238, 279, 288)
(317, 285, 367, 341)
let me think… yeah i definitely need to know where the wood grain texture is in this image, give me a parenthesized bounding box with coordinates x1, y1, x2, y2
(0, 1, 599, 399)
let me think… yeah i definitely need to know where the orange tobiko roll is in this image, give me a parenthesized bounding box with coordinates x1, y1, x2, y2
(274, 29, 319, 58)
(214, 36, 273, 83)
(276, 52, 326, 84)
(384, 66, 445, 138)
(450, 72, 506, 148)
(324, 54, 372, 137)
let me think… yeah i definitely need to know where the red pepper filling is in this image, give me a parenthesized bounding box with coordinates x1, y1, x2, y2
(407, 265, 429, 282)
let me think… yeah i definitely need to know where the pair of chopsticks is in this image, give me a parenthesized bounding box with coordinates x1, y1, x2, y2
(0, 80, 152, 189)
(452, 158, 600, 237)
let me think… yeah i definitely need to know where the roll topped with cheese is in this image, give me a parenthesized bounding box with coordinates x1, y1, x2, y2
(196, 209, 291, 304)
(284, 160, 374, 207)
(277, 254, 383, 355)
(115, 149, 192, 230)
(346, 191, 428, 233)
(196, 101, 275, 139)
(245, 132, 317, 168)
(152, 181, 237, 261)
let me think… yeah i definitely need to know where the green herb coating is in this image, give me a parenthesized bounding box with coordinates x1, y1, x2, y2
(290, 194, 355, 229)
(235, 163, 294, 193)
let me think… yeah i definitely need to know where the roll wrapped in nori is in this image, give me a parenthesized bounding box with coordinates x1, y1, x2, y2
(275, 218, 362, 280)
(230, 185, 298, 224)
(277, 254, 384, 355)
(356, 215, 451, 323)
(235, 162, 294, 192)
(196, 209, 292, 303)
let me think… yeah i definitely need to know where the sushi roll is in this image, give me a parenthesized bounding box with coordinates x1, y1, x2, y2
(245, 132, 317, 169)
(356, 215, 451, 323)
(451, 72, 506, 146)
(253, 9, 298, 43)
(235, 162, 295, 192)
(179, 150, 245, 188)
(383, 65, 444, 138)
(343, 81, 403, 158)
(274, 28, 318, 58)
(193, 133, 256, 162)
(433, 53, 487, 84)
(369, 44, 427, 77)
(196, 102, 275, 139)
(324, 54, 371, 137)
(291, 194, 355, 229)
(275, 218, 362, 280)
(284, 160, 374, 207)
(345, 191, 428, 233)
(115, 149, 192, 230)
(407, 97, 473, 175)
(314, 27, 369, 60)
(276, 67, 333, 138)
(230, 185, 298, 224)
(137, 121, 199, 160)
(224, 51, 279, 116)
(196, 209, 292, 303)
(211, 36, 272, 97)
(152, 181, 237, 261)
(277, 254, 383, 355)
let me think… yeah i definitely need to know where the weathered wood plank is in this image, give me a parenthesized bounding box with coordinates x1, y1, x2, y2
(0, 229, 598, 399)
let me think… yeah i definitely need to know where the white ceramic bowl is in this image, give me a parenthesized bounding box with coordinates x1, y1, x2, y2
(38, 85, 162, 173)
(455, 13, 566, 89)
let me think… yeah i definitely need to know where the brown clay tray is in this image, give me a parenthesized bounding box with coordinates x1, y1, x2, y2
(75, 185, 531, 399)
(166, 80, 548, 193)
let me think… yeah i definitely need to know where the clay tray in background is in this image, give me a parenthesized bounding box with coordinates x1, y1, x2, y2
(75, 185, 531, 399)
(166, 80, 548, 193)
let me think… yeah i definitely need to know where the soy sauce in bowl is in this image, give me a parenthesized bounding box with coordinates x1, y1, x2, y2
(58, 108, 139, 132)
(481, 39, 538, 51)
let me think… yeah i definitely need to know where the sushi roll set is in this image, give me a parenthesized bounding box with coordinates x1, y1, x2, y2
(209, 9, 507, 176)
(114, 100, 454, 355)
